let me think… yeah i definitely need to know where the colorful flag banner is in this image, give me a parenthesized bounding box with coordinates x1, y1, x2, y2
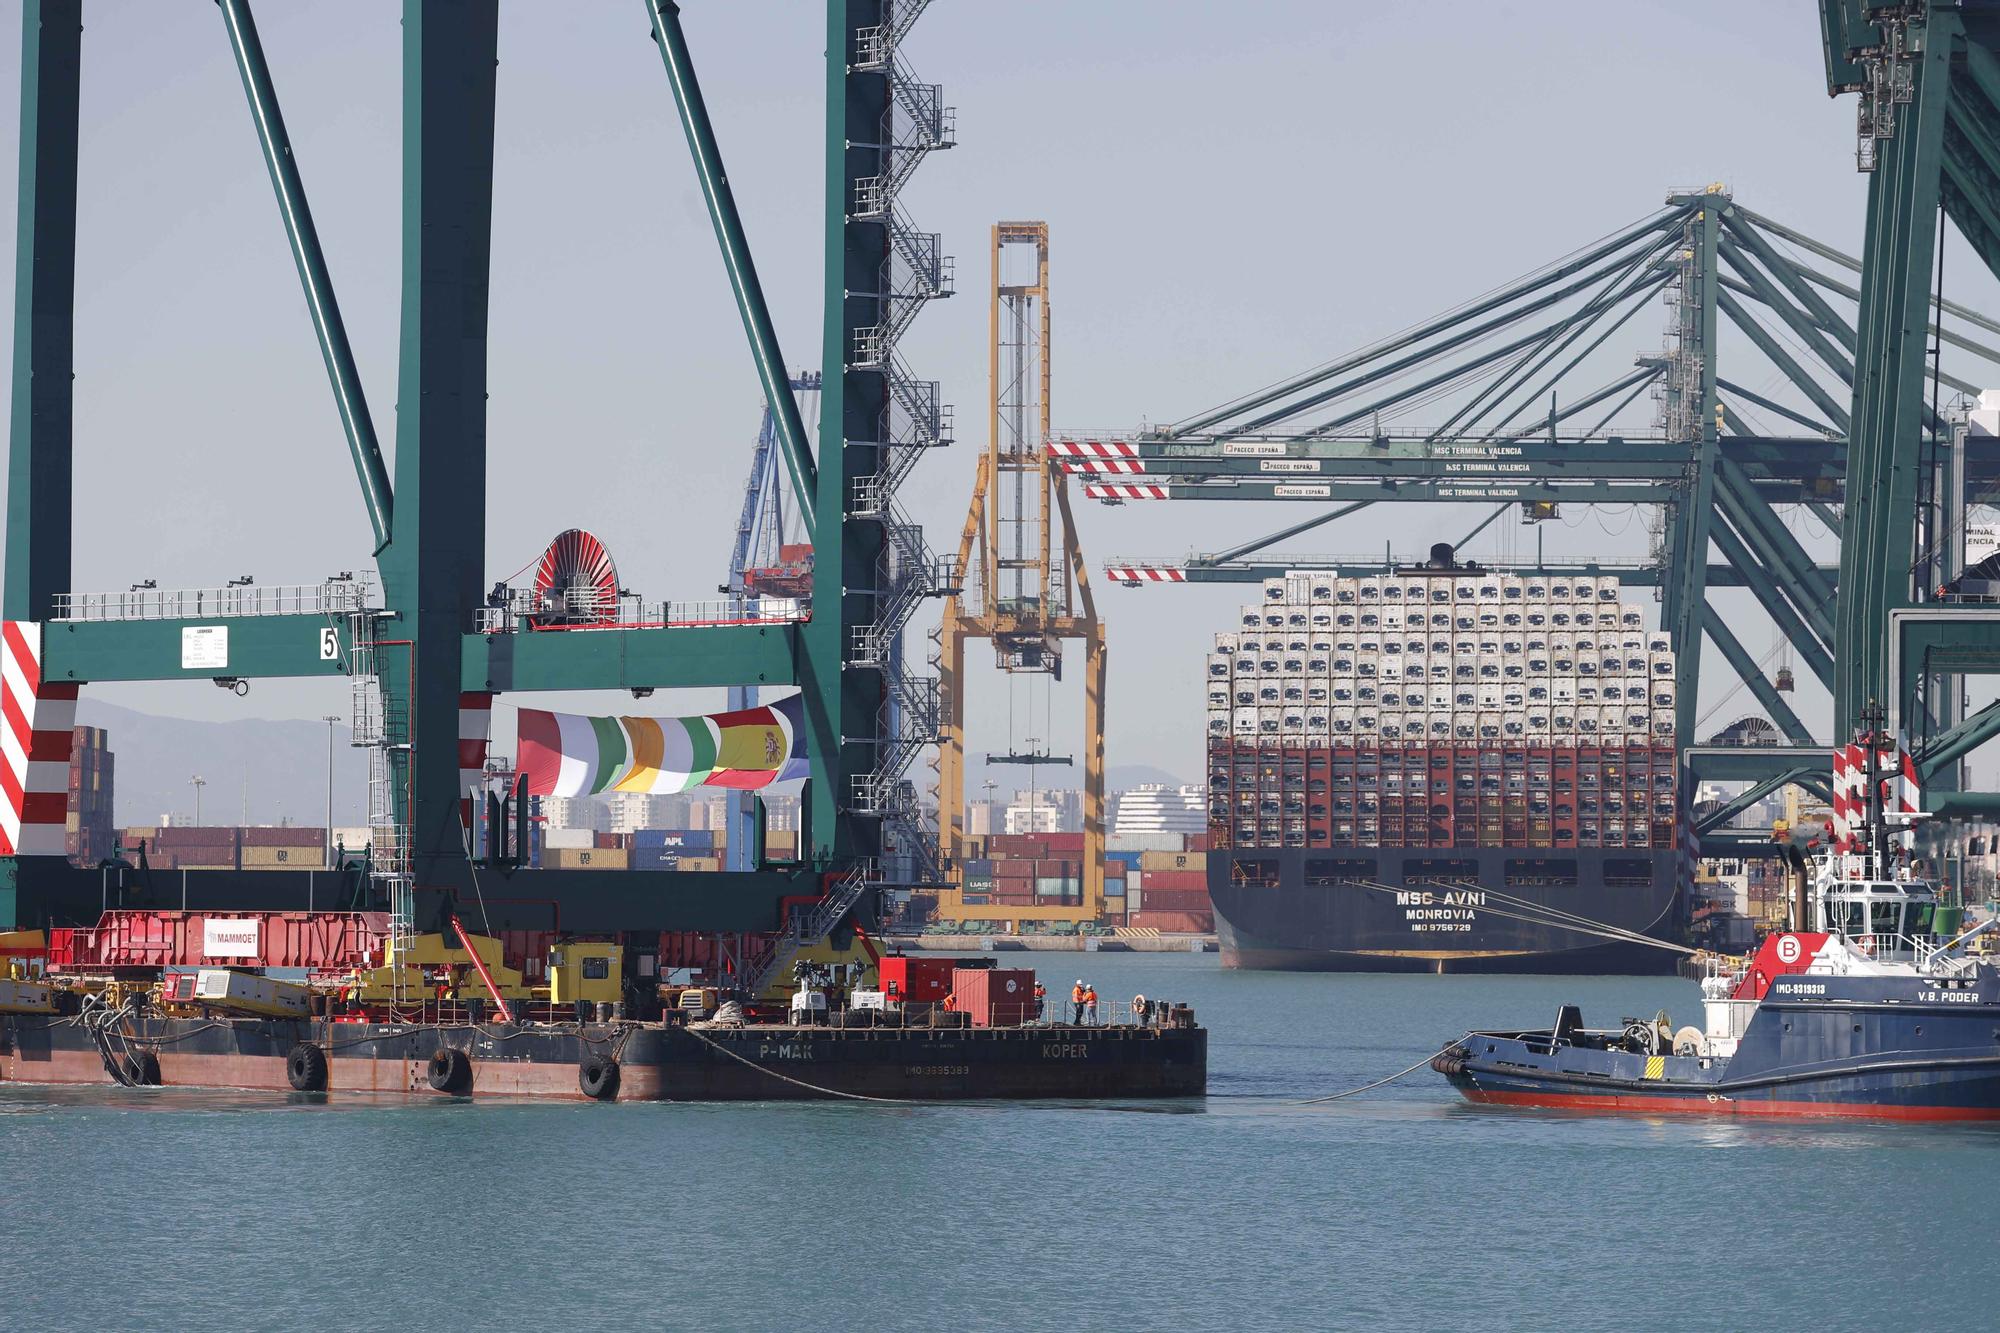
(518, 694, 808, 798)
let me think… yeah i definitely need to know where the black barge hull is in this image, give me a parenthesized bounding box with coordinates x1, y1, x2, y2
(0, 1015, 1207, 1102)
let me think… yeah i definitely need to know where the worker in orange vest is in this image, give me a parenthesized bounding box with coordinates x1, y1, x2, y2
(1083, 983, 1099, 1025)
(1033, 981, 1047, 1022)
(1070, 979, 1086, 1025)
(942, 992, 957, 1013)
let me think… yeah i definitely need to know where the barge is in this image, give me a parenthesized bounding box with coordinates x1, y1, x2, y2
(0, 925, 1204, 1102)
(0, 1009, 1206, 1102)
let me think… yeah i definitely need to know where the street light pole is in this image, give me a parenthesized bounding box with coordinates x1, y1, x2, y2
(190, 775, 206, 827)
(321, 714, 341, 868)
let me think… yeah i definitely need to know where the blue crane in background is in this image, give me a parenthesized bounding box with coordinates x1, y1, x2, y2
(724, 372, 821, 869)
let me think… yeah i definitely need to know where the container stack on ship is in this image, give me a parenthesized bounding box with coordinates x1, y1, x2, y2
(1204, 548, 1687, 973)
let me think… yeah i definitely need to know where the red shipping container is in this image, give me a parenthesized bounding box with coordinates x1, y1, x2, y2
(240, 827, 328, 848)
(988, 835, 1050, 858)
(1184, 833, 1209, 852)
(1137, 869, 1207, 892)
(151, 826, 239, 845)
(1041, 833, 1085, 854)
(153, 846, 239, 868)
(877, 955, 959, 1005)
(1139, 890, 1212, 912)
(949, 967, 1038, 1027)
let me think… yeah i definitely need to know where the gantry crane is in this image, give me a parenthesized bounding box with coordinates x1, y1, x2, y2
(722, 372, 820, 872)
(933, 222, 1107, 922)
(0, 1, 943, 949)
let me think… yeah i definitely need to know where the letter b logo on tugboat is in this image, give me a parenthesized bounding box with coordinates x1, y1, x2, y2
(1776, 935, 1802, 965)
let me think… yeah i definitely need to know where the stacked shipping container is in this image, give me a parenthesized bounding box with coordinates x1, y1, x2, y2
(65, 726, 115, 866)
(1205, 569, 1676, 855)
(116, 825, 784, 874)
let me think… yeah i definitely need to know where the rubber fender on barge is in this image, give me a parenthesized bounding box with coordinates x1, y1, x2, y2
(427, 1047, 472, 1094)
(578, 1055, 619, 1101)
(287, 1043, 329, 1092)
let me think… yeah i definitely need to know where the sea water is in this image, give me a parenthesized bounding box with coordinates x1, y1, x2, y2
(1, 953, 1990, 1332)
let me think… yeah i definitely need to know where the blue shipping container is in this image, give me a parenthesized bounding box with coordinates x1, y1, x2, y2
(634, 829, 716, 850)
(1106, 850, 1144, 868)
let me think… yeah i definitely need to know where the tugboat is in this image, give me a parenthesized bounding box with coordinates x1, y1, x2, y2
(1433, 717, 2000, 1120)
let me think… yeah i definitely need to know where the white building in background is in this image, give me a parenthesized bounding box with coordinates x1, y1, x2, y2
(539, 795, 608, 832)
(1005, 787, 1082, 834)
(1112, 784, 1206, 837)
(600, 791, 668, 835)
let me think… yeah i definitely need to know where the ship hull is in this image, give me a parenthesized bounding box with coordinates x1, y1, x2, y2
(0, 1014, 1206, 1102)
(1210, 845, 1683, 974)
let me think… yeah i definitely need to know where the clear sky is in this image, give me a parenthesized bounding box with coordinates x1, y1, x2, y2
(2, 2, 1997, 792)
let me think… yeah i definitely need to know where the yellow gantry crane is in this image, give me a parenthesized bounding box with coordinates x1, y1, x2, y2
(933, 222, 1108, 922)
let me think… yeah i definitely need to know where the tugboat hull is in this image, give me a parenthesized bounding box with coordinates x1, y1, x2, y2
(1440, 973, 2000, 1121)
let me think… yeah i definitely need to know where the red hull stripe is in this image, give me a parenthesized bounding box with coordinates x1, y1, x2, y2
(1462, 1087, 2000, 1122)
(19, 791, 67, 825)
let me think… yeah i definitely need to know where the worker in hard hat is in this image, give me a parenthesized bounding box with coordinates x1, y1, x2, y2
(1070, 979, 1086, 1025)
(1083, 982, 1099, 1026)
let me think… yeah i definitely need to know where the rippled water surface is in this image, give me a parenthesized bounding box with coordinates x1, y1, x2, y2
(2, 952, 1994, 1331)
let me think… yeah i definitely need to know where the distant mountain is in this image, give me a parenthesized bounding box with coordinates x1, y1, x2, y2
(1106, 763, 1191, 792)
(957, 756, 1191, 803)
(76, 700, 369, 829)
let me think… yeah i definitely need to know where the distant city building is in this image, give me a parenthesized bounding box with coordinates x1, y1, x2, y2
(540, 795, 609, 832)
(1111, 784, 1205, 837)
(599, 791, 667, 835)
(761, 794, 800, 832)
(967, 799, 999, 837)
(1005, 788, 1081, 834)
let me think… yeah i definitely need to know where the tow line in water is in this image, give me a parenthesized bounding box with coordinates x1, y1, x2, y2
(1295, 1041, 1468, 1105)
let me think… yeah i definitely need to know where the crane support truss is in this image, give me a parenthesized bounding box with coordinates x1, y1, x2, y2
(1060, 164, 2000, 800)
(935, 223, 1107, 923)
(0, 1, 939, 936)
(1822, 0, 2000, 782)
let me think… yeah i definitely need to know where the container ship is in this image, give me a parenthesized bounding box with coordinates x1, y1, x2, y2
(1205, 548, 1687, 973)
